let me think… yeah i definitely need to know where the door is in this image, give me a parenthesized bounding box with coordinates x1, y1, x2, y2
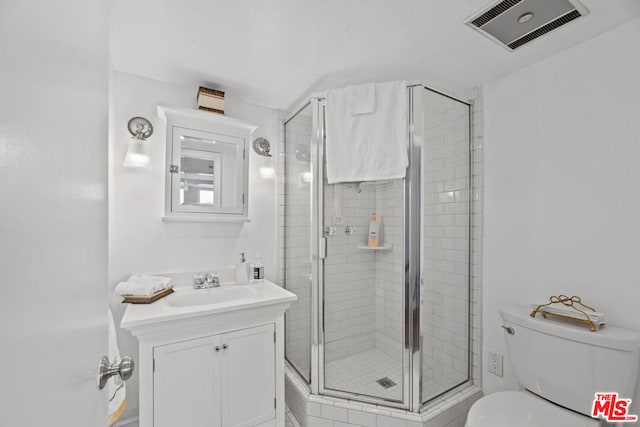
(221, 324, 276, 427)
(0, 1, 109, 426)
(154, 337, 220, 427)
(317, 98, 409, 407)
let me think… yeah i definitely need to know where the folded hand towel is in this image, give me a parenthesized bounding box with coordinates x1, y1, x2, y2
(348, 83, 376, 115)
(326, 80, 407, 184)
(115, 281, 173, 296)
(127, 274, 171, 288)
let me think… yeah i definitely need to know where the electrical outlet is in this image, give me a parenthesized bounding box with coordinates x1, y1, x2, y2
(488, 351, 503, 377)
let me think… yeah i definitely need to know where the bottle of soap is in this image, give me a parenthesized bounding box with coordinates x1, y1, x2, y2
(368, 212, 379, 247)
(235, 252, 250, 284)
(253, 251, 265, 282)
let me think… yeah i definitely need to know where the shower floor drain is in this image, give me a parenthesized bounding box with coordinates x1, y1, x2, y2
(376, 377, 396, 389)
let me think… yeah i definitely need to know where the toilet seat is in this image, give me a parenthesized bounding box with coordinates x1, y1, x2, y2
(466, 390, 601, 427)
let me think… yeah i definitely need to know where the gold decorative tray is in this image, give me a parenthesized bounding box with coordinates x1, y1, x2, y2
(530, 295, 604, 332)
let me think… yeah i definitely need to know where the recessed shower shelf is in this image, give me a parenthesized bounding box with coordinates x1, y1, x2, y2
(357, 244, 392, 252)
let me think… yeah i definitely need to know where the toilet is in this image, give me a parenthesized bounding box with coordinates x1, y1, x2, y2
(466, 306, 640, 426)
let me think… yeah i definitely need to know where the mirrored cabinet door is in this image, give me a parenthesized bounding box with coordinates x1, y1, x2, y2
(170, 127, 245, 215)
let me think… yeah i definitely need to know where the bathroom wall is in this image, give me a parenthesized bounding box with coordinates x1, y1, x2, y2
(108, 70, 279, 421)
(483, 16, 640, 412)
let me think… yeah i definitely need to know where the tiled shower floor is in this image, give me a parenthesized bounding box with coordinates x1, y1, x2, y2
(324, 348, 403, 401)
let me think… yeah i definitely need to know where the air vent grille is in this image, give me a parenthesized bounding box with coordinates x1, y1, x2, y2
(471, 0, 523, 27)
(507, 9, 582, 49)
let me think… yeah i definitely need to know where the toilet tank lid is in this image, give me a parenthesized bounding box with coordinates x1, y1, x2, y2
(500, 306, 640, 352)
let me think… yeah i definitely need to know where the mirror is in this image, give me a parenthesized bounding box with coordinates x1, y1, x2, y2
(171, 127, 244, 215)
(159, 105, 256, 221)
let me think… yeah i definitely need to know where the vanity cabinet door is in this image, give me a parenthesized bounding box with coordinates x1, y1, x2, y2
(153, 337, 221, 427)
(220, 324, 276, 427)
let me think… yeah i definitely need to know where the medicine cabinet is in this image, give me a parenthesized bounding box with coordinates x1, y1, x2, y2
(158, 106, 257, 222)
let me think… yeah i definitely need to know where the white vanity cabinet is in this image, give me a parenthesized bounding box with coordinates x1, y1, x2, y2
(121, 280, 296, 427)
(154, 324, 275, 427)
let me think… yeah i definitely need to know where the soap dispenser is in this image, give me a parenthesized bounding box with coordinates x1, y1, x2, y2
(235, 252, 250, 284)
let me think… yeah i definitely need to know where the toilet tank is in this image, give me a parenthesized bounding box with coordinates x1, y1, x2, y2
(501, 306, 640, 416)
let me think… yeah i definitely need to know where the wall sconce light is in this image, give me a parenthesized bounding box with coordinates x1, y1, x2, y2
(253, 137, 276, 180)
(252, 137, 272, 157)
(123, 117, 153, 169)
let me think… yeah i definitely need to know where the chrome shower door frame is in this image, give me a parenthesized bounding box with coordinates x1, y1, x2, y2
(284, 84, 474, 412)
(314, 93, 414, 410)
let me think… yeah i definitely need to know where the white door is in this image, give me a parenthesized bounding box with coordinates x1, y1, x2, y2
(221, 324, 276, 427)
(0, 1, 109, 426)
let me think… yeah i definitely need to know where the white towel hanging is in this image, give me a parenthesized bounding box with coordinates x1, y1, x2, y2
(325, 80, 408, 184)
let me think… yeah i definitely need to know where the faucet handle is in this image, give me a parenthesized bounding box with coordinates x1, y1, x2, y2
(205, 272, 220, 286)
(193, 274, 205, 289)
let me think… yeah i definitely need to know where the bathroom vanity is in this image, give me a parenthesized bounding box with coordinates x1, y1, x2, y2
(121, 278, 296, 427)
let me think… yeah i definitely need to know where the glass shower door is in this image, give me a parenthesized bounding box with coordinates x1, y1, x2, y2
(320, 102, 407, 405)
(283, 102, 314, 383)
(415, 87, 472, 404)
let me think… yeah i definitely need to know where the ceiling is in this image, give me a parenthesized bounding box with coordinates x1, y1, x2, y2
(111, 0, 640, 109)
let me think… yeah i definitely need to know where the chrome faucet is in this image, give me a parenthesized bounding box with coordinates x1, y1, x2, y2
(193, 272, 220, 289)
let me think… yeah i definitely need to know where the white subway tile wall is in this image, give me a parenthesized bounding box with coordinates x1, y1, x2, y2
(323, 183, 377, 363)
(323, 179, 405, 400)
(374, 181, 404, 366)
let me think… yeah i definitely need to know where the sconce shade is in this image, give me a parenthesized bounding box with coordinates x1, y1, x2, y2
(258, 166, 276, 180)
(123, 137, 151, 169)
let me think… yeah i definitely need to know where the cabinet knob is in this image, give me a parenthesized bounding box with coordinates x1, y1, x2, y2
(222, 344, 228, 350)
(215, 346, 221, 352)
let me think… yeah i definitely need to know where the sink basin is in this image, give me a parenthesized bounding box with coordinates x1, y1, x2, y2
(121, 278, 297, 329)
(166, 286, 258, 307)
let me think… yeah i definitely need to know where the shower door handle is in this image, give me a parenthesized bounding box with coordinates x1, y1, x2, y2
(320, 237, 327, 259)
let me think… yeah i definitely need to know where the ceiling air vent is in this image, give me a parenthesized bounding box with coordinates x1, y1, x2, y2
(465, 0, 588, 51)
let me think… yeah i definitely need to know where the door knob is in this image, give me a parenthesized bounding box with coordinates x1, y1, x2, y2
(98, 356, 135, 390)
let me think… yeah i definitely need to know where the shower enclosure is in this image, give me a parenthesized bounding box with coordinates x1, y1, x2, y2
(282, 84, 473, 412)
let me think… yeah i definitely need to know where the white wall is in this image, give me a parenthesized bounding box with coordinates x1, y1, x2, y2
(483, 16, 640, 409)
(108, 71, 279, 420)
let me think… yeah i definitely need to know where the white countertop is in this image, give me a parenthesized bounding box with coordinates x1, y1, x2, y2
(120, 279, 297, 330)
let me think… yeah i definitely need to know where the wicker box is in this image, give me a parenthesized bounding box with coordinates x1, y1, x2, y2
(197, 86, 225, 114)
